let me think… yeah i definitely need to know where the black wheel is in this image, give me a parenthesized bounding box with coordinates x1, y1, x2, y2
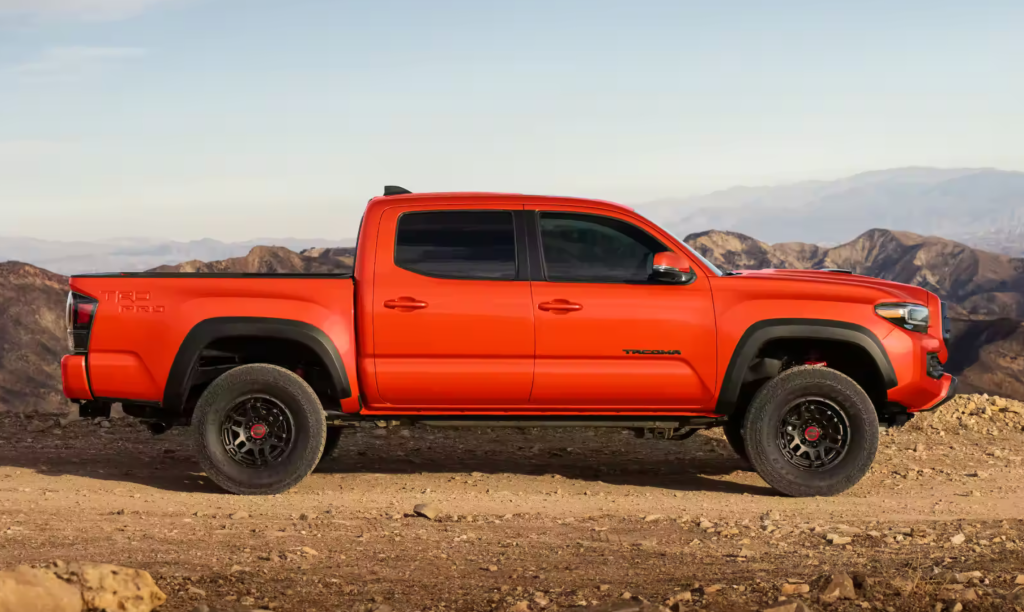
(193, 364, 327, 495)
(723, 417, 748, 461)
(743, 366, 878, 497)
(316, 427, 344, 470)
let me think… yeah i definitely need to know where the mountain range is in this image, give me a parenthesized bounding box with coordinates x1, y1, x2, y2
(0, 236, 354, 276)
(643, 167, 1024, 256)
(1, 230, 1022, 413)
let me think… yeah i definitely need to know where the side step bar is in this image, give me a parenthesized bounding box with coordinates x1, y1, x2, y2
(324, 411, 725, 429)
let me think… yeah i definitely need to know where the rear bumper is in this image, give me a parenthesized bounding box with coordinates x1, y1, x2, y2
(61, 355, 93, 401)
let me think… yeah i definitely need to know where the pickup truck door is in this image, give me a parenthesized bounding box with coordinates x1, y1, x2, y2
(526, 206, 717, 409)
(370, 205, 535, 407)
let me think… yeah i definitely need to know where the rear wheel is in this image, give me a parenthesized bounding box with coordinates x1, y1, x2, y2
(743, 366, 878, 497)
(193, 364, 327, 495)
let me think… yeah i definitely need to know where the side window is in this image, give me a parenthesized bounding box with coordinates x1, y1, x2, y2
(395, 211, 517, 280)
(539, 212, 667, 283)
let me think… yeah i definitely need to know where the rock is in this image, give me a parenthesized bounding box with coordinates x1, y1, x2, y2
(664, 591, 691, 606)
(762, 601, 813, 612)
(950, 533, 966, 545)
(187, 585, 206, 597)
(1015, 575, 1024, 585)
(99, 420, 111, 429)
(819, 572, 857, 603)
(949, 603, 963, 612)
(298, 513, 316, 521)
(484, 565, 498, 572)
(509, 602, 531, 612)
(959, 588, 978, 601)
(643, 515, 663, 522)
(915, 443, 926, 452)
(600, 585, 611, 592)
(414, 503, 441, 520)
(781, 583, 810, 595)
(300, 547, 318, 556)
(699, 520, 714, 530)
(191, 605, 211, 612)
(229, 511, 249, 520)
(0, 565, 83, 612)
(826, 534, 852, 545)
(567, 598, 670, 612)
(954, 571, 982, 583)
(534, 592, 551, 608)
(26, 419, 55, 433)
(47, 561, 167, 612)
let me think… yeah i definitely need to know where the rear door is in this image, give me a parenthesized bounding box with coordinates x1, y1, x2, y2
(371, 205, 535, 407)
(527, 206, 717, 409)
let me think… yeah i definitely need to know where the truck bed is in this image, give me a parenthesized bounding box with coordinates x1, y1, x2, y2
(69, 274, 356, 407)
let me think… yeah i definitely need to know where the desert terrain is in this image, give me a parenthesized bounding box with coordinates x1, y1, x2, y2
(3, 393, 1024, 612)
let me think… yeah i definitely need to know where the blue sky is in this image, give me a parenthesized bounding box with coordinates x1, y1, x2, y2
(1, 0, 1022, 241)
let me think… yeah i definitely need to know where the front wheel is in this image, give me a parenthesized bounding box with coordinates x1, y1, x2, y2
(193, 364, 327, 495)
(743, 366, 878, 497)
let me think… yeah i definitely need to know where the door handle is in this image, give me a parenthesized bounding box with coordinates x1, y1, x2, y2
(538, 300, 583, 313)
(384, 298, 428, 310)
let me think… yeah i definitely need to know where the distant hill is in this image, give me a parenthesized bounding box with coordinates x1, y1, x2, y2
(149, 246, 354, 274)
(0, 262, 69, 414)
(644, 167, 1024, 256)
(685, 228, 1024, 399)
(0, 236, 354, 276)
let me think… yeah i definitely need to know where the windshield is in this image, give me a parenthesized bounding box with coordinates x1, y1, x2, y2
(655, 225, 725, 277)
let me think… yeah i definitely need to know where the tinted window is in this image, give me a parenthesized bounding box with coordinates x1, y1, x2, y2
(395, 211, 516, 280)
(539, 212, 666, 282)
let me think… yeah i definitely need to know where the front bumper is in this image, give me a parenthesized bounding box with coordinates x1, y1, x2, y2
(61, 354, 93, 401)
(915, 374, 957, 413)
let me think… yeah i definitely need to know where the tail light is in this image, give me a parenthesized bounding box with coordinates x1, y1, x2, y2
(66, 292, 98, 353)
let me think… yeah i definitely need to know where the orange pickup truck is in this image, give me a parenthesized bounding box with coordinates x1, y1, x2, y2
(61, 187, 956, 497)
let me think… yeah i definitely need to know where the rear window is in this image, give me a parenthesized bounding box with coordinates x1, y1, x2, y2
(395, 211, 517, 280)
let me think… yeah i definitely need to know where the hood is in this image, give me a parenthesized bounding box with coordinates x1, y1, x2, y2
(727, 268, 933, 304)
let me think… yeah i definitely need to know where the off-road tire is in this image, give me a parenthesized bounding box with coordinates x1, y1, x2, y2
(193, 364, 327, 495)
(723, 417, 748, 462)
(743, 366, 878, 497)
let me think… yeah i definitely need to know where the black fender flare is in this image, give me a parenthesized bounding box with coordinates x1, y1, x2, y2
(162, 317, 351, 413)
(714, 318, 897, 415)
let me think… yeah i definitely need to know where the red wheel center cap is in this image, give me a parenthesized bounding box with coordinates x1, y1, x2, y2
(250, 424, 268, 439)
(804, 426, 821, 442)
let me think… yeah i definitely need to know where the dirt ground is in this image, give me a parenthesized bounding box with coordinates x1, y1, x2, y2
(3, 395, 1024, 612)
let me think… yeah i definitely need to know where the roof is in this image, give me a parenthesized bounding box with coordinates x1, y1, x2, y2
(367, 190, 635, 214)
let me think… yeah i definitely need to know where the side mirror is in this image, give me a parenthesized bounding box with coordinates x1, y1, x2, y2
(651, 252, 697, 285)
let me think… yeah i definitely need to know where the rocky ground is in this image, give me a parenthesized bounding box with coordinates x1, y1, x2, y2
(2, 394, 1024, 612)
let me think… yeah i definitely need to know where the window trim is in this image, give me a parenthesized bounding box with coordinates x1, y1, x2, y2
(532, 210, 678, 285)
(393, 209, 521, 282)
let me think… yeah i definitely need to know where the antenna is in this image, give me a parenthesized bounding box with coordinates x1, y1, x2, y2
(384, 186, 412, 196)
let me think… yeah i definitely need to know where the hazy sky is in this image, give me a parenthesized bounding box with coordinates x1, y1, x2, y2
(1, 0, 1022, 241)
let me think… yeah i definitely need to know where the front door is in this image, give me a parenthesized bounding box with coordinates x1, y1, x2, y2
(527, 207, 717, 409)
(372, 206, 535, 407)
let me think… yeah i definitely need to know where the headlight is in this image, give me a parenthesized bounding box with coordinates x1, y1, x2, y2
(875, 303, 929, 333)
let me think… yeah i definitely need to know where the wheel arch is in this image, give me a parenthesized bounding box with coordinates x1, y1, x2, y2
(163, 317, 352, 415)
(715, 318, 897, 416)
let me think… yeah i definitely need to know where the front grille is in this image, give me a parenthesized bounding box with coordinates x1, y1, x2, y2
(940, 301, 951, 340)
(926, 352, 944, 379)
